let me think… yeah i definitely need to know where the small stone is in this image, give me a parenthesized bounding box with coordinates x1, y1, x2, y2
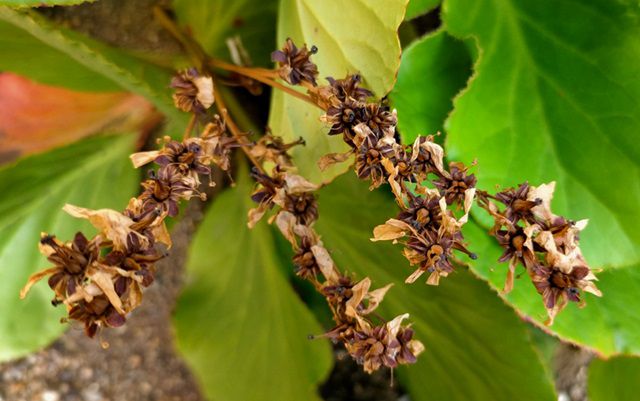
(82, 383, 103, 401)
(79, 367, 93, 380)
(41, 390, 60, 401)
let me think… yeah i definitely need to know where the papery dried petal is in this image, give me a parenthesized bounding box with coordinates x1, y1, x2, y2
(63, 204, 147, 251)
(19, 267, 60, 299)
(318, 151, 353, 171)
(345, 277, 371, 318)
(88, 269, 125, 315)
(130, 150, 160, 168)
(371, 219, 412, 242)
(311, 245, 340, 283)
(528, 182, 556, 222)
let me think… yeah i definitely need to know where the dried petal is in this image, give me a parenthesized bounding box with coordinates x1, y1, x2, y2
(63, 204, 147, 251)
(371, 219, 413, 242)
(129, 150, 160, 168)
(310, 245, 340, 283)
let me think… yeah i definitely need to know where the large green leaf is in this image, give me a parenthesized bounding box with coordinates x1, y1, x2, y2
(418, 0, 640, 355)
(0, 8, 187, 128)
(0, 134, 138, 361)
(465, 222, 640, 355)
(269, 0, 408, 184)
(390, 29, 471, 142)
(173, 0, 278, 67)
(173, 169, 332, 401)
(315, 174, 556, 401)
(589, 356, 640, 401)
(442, 0, 640, 268)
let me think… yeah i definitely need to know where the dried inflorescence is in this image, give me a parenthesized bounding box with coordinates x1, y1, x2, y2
(23, 35, 601, 374)
(171, 68, 215, 114)
(271, 38, 319, 86)
(272, 39, 601, 323)
(477, 183, 601, 323)
(21, 77, 220, 340)
(247, 136, 424, 373)
(23, 64, 423, 373)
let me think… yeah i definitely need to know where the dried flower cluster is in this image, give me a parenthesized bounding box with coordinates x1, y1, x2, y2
(20, 73, 224, 339)
(271, 39, 601, 322)
(246, 138, 424, 373)
(476, 183, 601, 323)
(23, 65, 423, 373)
(22, 32, 601, 375)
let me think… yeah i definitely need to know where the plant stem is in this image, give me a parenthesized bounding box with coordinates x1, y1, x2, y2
(213, 86, 266, 175)
(183, 114, 197, 139)
(154, 6, 321, 110)
(152, 6, 205, 70)
(209, 58, 278, 79)
(208, 60, 319, 108)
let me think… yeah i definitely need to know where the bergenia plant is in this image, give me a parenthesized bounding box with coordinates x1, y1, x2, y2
(1, 1, 638, 400)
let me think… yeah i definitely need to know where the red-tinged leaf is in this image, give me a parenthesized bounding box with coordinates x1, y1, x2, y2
(0, 73, 161, 164)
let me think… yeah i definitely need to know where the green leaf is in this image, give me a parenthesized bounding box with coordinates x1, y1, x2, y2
(442, 0, 640, 268)
(406, 0, 440, 20)
(173, 168, 332, 401)
(0, 134, 138, 361)
(269, 0, 408, 184)
(173, 0, 278, 67)
(0, 8, 187, 128)
(390, 29, 471, 143)
(0, 0, 94, 6)
(589, 356, 640, 401)
(423, 0, 640, 355)
(315, 174, 556, 401)
(465, 221, 640, 355)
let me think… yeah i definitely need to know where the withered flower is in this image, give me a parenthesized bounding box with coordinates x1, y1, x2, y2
(395, 326, 423, 365)
(327, 74, 372, 102)
(282, 192, 318, 225)
(409, 136, 447, 179)
(322, 275, 354, 306)
(140, 165, 200, 217)
(171, 68, 214, 113)
(200, 118, 238, 172)
(324, 98, 366, 143)
(249, 134, 305, 167)
(433, 161, 477, 205)
(346, 314, 423, 373)
(397, 194, 442, 232)
(292, 235, 321, 280)
(404, 231, 456, 285)
(353, 125, 395, 188)
(67, 295, 126, 338)
(348, 323, 401, 373)
(493, 226, 538, 293)
(271, 38, 319, 86)
(495, 182, 541, 224)
(530, 264, 601, 324)
(248, 168, 285, 227)
(21, 233, 100, 303)
(271, 174, 320, 225)
(363, 103, 396, 137)
(154, 138, 211, 176)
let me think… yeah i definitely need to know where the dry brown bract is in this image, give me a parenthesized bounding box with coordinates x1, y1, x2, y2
(171, 68, 214, 114)
(271, 38, 319, 86)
